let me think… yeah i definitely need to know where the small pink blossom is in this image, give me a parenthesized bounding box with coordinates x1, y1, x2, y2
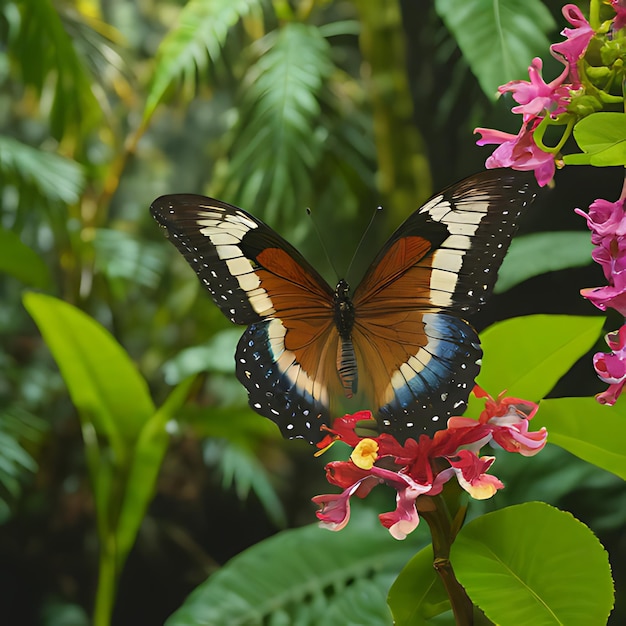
(550, 4, 594, 84)
(475, 123, 555, 187)
(612, 0, 626, 31)
(574, 199, 626, 244)
(498, 58, 571, 121)
(593, 325, 626, 405)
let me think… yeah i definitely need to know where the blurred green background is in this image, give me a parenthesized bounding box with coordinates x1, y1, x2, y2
(1, 0, 625, 624)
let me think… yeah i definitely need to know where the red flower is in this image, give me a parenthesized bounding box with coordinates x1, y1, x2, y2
(312, 390, 546, 539)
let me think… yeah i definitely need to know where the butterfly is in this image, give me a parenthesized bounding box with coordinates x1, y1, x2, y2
(151, 169, 538, 445)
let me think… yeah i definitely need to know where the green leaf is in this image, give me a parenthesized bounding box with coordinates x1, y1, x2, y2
(22, 292, 155, 445)
(388, 545, 450, 625)
(451, 502, 614, 625)
(0, 135, 85, 205)
(495, 232, 593, 293)
(564, 112, 626, 166)
(466, 315, 604, 416)
(536, 397, 626, 480)
(434, 0, 555, 98)
(165, 511, 416, 626)
(0, 229, 50, 288)
(116, 376, 195, 562)
(12, 0, 103, 139)
(204, 439, 287, 528)
(143, 0, 262, 122)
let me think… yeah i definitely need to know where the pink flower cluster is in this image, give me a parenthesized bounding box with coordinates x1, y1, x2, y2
(475, 5, 594, 187)
(577, 198, 626, 404)
(312, 389, 547, 540)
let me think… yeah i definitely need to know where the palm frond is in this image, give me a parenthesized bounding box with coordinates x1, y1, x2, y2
(0, 135, 85, 209)
(10, 0, 104, 140)
(216, 22, 334, 228)
(143, 0, 265, 123)
(0, 406, 48, 524)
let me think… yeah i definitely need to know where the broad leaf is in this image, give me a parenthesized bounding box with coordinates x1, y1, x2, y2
(22, 292, 154, 444)
(165, 511, 417, 625)
(388, 545, 450, 625)
(452, 502, 614, 625)
(495, 232, 593, 293)
(116, 376, 195, 562)
(466, 315, 603, 416)
(564, 112, 626, 166)
(143, 0, 262, 122)
(0, 229, 50, 288)
(536, 397, 626, 480)
(434, 0, 555, 98)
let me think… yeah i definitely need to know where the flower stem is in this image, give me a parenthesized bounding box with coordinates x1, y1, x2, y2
(419, 494, 474, 626)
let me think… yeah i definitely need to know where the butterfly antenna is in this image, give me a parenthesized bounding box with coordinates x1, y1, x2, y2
(306, 207, 339, 281)
(345, 205, 383, 282)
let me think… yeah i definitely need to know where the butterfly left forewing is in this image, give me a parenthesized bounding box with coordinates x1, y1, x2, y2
(352, 169, 538, 438)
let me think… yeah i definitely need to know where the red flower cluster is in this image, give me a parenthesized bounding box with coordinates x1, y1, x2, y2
(312, 389, 547, 540)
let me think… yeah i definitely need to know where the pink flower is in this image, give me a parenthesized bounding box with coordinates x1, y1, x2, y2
(550, 4, 594, 84)
(575, 199, 626, 244)
(593, 325, 626, 405)
(612, 0, 626, 32)
(578, 197, 626, 316)
(475, 122, 555, 187)
(498, 58, 571, 121)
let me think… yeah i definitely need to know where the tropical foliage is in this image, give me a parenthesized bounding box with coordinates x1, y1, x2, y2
(1, 0, 624, 624)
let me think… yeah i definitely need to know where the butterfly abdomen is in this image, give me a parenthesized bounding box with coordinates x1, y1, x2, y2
(333, 279, 358, 398)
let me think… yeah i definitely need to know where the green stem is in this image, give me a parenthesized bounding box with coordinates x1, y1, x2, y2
(589, 0, 601, 31)
(419, 495, 474, 626)
(93, 533, 118, 626)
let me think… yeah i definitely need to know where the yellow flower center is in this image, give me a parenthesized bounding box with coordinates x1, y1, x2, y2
(351, 438, 379, 470)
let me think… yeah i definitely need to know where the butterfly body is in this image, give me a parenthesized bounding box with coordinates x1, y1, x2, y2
(151, 169, 538, 444)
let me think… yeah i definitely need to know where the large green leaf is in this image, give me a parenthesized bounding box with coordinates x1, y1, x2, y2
(466, 315, 603, 416)
(22, 292, 154, 445)
(0, 229, 50, 288)
(536, 397, 626, 480)
(495, 232, 593, 293)
(434, 0, 555, 98)
(388, 545, 450, 625)
(165, 511, 417, 625)
(143, 0, 262, 122)
(452, 502, 614, 625)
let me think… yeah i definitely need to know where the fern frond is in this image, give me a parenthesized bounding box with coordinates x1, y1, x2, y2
(143, 0, 265, 123)
(10, 0, 104, 140)
(217, 23, 333, 228)
(0, 135, 85, 206)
